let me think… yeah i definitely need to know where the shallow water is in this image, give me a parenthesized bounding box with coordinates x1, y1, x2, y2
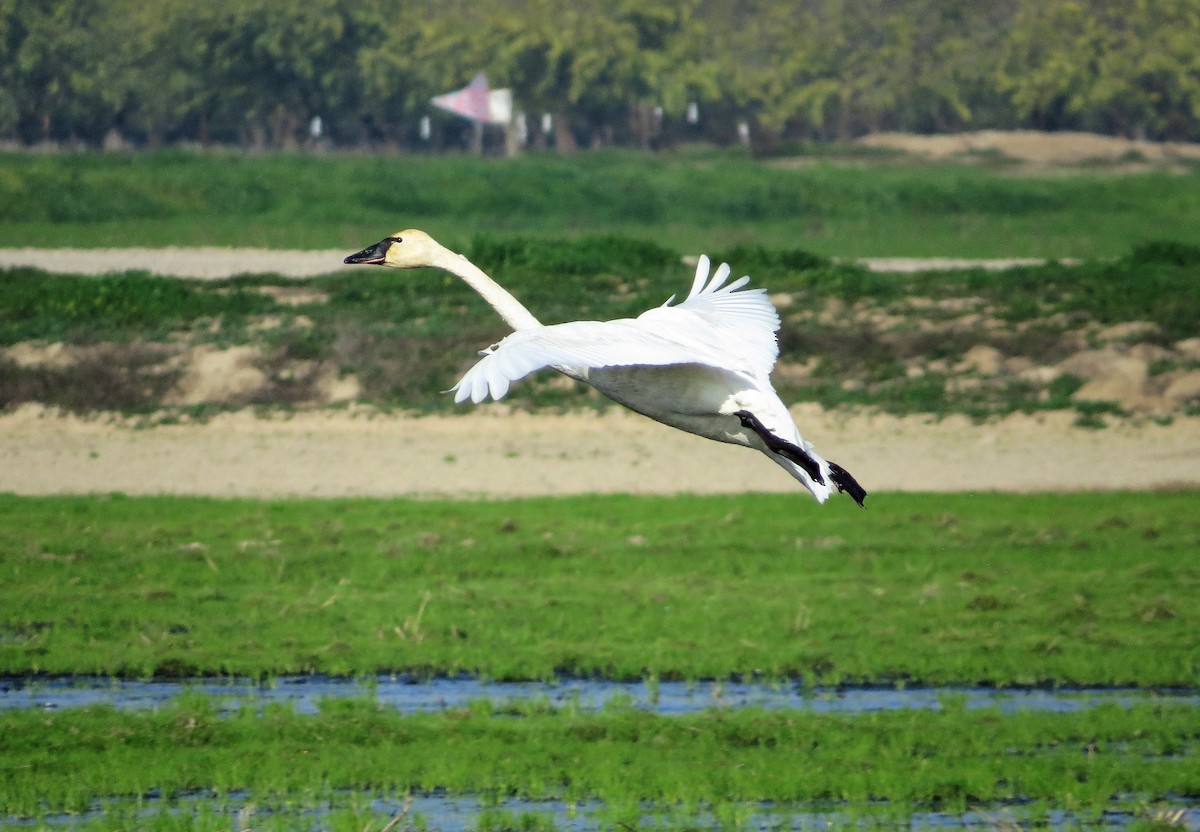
(6, 791, 1199, 831)
(2, 674, 1197, 716)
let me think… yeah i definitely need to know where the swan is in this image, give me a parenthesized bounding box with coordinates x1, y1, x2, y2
(344, 230, 866, 506)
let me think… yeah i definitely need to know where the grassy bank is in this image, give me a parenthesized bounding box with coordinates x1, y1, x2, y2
(3, 149, 1200, 257)
(2, 491, 1197, 685)
(3, 696, 1198, 822)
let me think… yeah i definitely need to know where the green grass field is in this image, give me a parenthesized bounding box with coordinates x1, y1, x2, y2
(2, 492, 1199, 828)
(3, 492, 1197, 684)
(3, 149, 1200, 257)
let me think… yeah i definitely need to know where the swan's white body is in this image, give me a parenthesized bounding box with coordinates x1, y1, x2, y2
(344, 230, 863, 505)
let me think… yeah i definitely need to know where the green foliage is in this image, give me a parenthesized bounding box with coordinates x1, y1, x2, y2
(1128, 240, 1200, 267)
(1, 491, 1198, 685)
(999, 0, 1200, 139)
(708, 244, 830, 276)
(4, 0, 1200, 146)
(895, 259, 1200, 341)
(1047, 260, 1200, 341)
(467, 233, 676, 276)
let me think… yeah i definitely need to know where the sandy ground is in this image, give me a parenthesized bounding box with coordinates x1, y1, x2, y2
(855, 129, 1200, 166)
(0, 247, 356, 279)
(2, 403, 1196, 499)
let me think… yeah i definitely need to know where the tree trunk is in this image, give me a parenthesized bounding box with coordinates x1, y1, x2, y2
(554, 113, 577, 153)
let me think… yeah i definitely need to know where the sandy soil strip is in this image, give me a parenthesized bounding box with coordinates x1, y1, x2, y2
(1, 404, 1195, 499)
(0, 247, 355, 279)
(0, 248, 1053, 279)
(856, 130, 1200, 165)
(853, 257, 1061, 273)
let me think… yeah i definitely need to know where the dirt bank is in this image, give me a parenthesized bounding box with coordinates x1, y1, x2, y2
(2, 404, 1196, 499)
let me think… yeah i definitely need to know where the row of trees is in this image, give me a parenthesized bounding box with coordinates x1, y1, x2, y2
(3, 0, 1200, 151)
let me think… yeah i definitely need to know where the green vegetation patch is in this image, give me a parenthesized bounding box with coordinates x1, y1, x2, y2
(1, 492, 1197, 685)
(4, 239, 1199, 419)
(0, 267, 274, 344)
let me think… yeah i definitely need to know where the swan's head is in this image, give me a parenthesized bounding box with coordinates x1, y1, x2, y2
(344, 229, 441, 269)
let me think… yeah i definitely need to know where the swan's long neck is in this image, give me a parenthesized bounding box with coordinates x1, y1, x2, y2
(430, 246, 541, 331)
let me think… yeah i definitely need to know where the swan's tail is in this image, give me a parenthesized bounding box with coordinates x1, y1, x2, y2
(828, 461, 868, 508)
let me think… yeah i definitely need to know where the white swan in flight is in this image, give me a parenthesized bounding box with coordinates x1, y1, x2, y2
(344, 230, 866, 506)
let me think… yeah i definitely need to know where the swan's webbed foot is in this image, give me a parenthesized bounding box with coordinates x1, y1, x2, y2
(734, 410, 824, 485)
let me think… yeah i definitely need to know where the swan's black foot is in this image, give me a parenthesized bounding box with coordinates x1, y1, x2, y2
(734, 409, 867, 507)
(828, 461, 868, 508)
(734, 410, 824, 485)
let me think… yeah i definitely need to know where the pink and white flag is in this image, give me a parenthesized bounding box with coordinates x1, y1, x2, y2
(431, 73, 492, 122)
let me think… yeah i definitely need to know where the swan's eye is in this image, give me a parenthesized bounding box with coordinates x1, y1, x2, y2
(387, 236, 403, 244)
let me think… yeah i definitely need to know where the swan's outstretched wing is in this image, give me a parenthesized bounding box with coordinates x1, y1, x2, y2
(639, 255, 780, 376)
(451, 256, 782, 404)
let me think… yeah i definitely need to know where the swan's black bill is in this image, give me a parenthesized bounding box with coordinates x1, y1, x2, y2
(344, 237, 395, 265)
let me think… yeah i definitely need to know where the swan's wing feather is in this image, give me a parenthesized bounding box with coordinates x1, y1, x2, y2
(638, 256, 782, 375)
(670, 257, 780, 333)
(687, 254, 711, 300)
(451, 320, 740, 403)
(708, 262, 732, 291)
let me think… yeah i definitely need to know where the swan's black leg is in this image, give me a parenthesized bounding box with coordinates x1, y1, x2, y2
(828, 461, 868, 508)
(734, 410, 825, 485)
(734, 410, 868, 507)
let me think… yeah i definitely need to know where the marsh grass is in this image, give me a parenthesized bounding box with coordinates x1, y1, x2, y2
(1, 491, 1196, 685)
(3, 150, 1200, 256)
(2, 695, 1198, 820)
